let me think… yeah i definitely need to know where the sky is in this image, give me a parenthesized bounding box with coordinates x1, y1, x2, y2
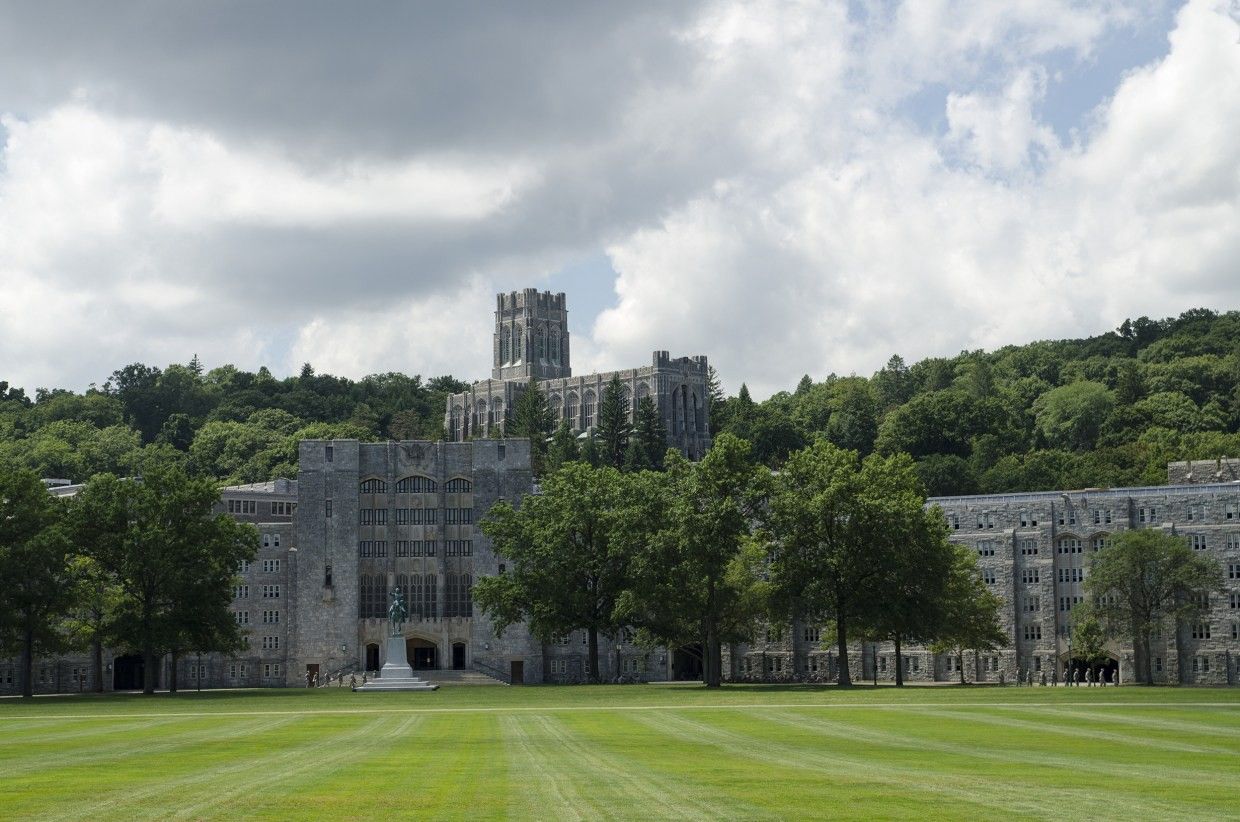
(1, 1, 1238, 399)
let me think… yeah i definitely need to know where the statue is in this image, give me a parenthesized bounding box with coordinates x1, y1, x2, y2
(388, 587, 408, 636)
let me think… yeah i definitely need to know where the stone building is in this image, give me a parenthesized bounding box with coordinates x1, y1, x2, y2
(445, 289, 712, 459)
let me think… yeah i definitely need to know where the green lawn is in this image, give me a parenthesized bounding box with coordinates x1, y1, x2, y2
(3, 684, 1239, 820)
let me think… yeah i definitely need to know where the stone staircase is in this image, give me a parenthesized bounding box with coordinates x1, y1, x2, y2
(422, 669, 508, 686)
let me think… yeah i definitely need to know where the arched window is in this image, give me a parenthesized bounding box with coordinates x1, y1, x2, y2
(637, 382, 650, 400)
(360, 478, 387, 494)
(450, 405, 463, 441)
(536, 327, 546, 361)
(693, 391, 703, 432)
(501, 328, 510, 364)
(560, 334, 567, 363)
(583, 389, 596, 429)
(493, 400, 503, 426)
(513, 324, 523, 362)
(395, 476, 437, 493)
(445, 478, 473, 493)
(565, 392, 579, 428)
(475, 400, 487, 432)
(550, 331, 559, 363)
(549, 394, 562, 420)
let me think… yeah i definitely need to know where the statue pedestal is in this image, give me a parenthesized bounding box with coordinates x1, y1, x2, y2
(380, 634, 414, 679)
(355, 634, 438, 692)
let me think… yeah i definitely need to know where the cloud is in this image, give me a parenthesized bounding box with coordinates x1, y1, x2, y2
(1, 0, 1236, 403)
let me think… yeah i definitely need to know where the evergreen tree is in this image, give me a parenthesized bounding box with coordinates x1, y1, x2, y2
(580, 431, 601, 467)
(511, 378, 553, 474)
(625, 396, 669, 471)
(795, 375, 814, 395)
(546, 420, 580, 471)
(594, 375, 632, 469)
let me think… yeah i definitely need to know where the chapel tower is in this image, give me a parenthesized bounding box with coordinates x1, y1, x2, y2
(492, 289, 571, 381)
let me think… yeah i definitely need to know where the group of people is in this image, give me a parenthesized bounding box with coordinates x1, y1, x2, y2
(1007, 664, 1118, 686)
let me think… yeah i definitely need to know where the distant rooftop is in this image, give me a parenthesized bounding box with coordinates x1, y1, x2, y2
(929, 480, 1240, 506)
(221, 478, 298, 495)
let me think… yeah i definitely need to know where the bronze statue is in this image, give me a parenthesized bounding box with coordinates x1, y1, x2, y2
(388, 587, 408, 635)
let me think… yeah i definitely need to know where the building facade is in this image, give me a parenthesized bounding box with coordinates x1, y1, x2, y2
(445, 289, 712, 459)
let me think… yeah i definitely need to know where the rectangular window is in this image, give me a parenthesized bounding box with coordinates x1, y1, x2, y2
(1020, 511, 1029, 527)
(263, 559, 281, 573)
(1021, 569, 1040, 584)
(1023, 625, 1042, 641)
(982, 568, 996, 585)
(234, 610, 249, 625)
(325, 445, 333, 462)
(262, 585, 281, 598)
(1231, 593, 1240, 610)
(550, 659, 567, 675)
(325, 499, 333, 518)
(233, 584, 249, 599)
(803, 627, 820, 643)
(977, 541, 995, 557)
(1193, 656, 1210, 673)
(1020, 540, 1038, 556)
(1228, 535, 1240, 551)
(1155, 657, 1163, 673)
(237, 560, 251, 574)
(1230, 564, 1239, 580)
(263, 610, 280, 624)
(1226, 503, 1237, 520)
(1191, 623, 1211, 639)
(1023, 597, 1040, 612)
(1190, 534, 1208, 551)
(262, 636, 280, 650)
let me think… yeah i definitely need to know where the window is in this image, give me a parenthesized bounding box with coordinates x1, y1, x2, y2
(263, 559, 281, 573)
(1058, 595, 1083, 612)
(1190, 534, 1207, 551)
(803, 627, 820, 643)
(360, 508, 388, 525)
(1193, 656, 1210, 673)
(396, 476, 437, 493)
(975, 512, 994, 529)
(324, 563, 333, 587)
(1191, 623, 1211, 639)
(1023, 596, 1040, 613)
(359, 541, 388, 558)
(358, 575, 387, 619)
(234, 610, 249, 625)
(1023, 625, 1042, 641)
(1020, 540, 1038, 556)
(230, 662, 247, 679)
(1230, 563, 1240, 580)
(1021, 569, 1040, 584)
(1057, 568, 1085, 583)
(1139, 506, 1157, 524)
(1020, 511, 1030, 527)
(583, 391, 596, 428)
(552, 634, 570, 645)
(262, 636, 280, 650)
(982, 568, 996, 585)
(1091, 536, 1109, 552)
(977, 541, 995, 557)
(1228, 535, 1240, 550)
(1233, 623, 1239, 640)
(271, 501, 294, 516)
(264, 663, 282, 678)
(227, 499, 258, 515)
(262, 585, 281, 598)
(446, 540, 473, 557)
(360, 479, 387, 494)
(1191, 592, 1210, 608)
(1231, 593, 1240, 609)
(325, 445, 333, 462)
(1057, 538, 1082, 555)
(263, 610, 280, 624)
(1155, 657, 1163, 673)
(1093, 509, 1101, 525)
(550, 659, 567, 675)
(325, 499, 333, 518)
(1226, 503, 1237, 520)
(445, 478, 473, 493)
(237, 559, 251, 574)
(946, 513, 959, 530)
(879, 656, 887, 672)
(233, 584, 249, 599)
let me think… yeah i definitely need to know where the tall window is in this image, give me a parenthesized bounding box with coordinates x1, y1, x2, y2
(583, 390, 596, 428)
(360, 479, 387, 494)
(536, 327, 546, 360)
(396, 476, 437, 493)
(501, 327, 510, 364)
(565, 393, 579, 427)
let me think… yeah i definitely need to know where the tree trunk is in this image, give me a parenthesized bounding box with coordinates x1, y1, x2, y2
(894, 634, 904, 687)
(143, 644, 157, 695)
(587, 627, 599, 683)
(704, 622, 722, 688)
(958, 650, 966, 685)
(169, 651, 179, 694)
(93, 637, 104, 693)
(835, 616, 851, 687)
(1138, 624, 1153, 686)
(21, 623, 34, 699)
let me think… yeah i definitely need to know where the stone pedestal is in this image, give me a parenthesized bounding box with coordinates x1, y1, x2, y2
(355, 635, 438, 692)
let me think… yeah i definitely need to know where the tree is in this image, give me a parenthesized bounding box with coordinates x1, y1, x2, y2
(929, 545, 1006, 684)
(1084, 529, 1221, 685)
(625, 396, 669, 471)
(71, 466, 259, 694)
(622, 434, 767, 687)
(545, 419, 580, 471)
(768, 440, 919, 686)
(0, 469, 75, 697)
(1070, 607, 1108, 667)
(579, 431, 601, 467)
(511, 378, 553, 474)
(63, 555, 122, 693)
(1032, 382, 1115, 451)
(594, 375, 632, 469)
(706, 366, 727, 436)
(475, 463, 634, 682)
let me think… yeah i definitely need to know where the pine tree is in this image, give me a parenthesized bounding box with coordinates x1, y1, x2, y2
(546, 420, 580, 472)
(580, 431, 601, 467)
(706, 365, 727, 436)
(795, 375, 813, 395)
(594, 375, 631, 469)
(187, 354, 204, 377)
(627, 396, 668, 471)
(511, 378, 553, 474)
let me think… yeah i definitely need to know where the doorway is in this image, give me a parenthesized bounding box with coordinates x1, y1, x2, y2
(673, 644, 704, 681)
(305, 664, 319, 687)
(510, 660, 524, 684)
(452, 642, 467, 670)
(407, 637, 438, 670)
(1064, 655, 1119, 683)
(113, 654, 147, 690)
(365, 643, 380, 672)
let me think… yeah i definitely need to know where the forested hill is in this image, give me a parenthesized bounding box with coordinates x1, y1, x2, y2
(0, 362, 467, 484)
(710, 308, 1240, 495)
(3, 308, 1239, 492)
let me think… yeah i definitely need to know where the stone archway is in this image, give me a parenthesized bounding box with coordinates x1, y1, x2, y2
(406, 636, 439, 670)
(1060, 652, 1119, 684)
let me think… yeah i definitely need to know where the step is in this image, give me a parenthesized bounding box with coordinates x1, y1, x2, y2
(421, 669, 508, 686)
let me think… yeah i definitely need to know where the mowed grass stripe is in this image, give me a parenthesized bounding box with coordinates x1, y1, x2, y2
(912, 706, 1239, 756)
(1015, 704, 1240, 743)
(503, 713, 600, 821)
(638, 709, 1202, 820)
(757, 708, 1239, 791)
(533, 713, 760, 821)
(2, 714, 297, 780)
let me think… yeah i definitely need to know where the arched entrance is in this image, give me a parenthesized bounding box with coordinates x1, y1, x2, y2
(365, 643, 380, 672)
(452, 642, 467, 670)
(113, 654, 147, 690)
(407, 637, 438, 670)
(673, 644, 703, 681)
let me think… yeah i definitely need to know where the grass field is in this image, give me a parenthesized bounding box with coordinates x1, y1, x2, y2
(3, 684, 1239, 820)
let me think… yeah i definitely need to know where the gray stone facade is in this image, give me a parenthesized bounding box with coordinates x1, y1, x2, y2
(445, 288, 712, 459)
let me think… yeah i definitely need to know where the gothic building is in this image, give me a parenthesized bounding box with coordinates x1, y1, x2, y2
(444, 289, 712, 459)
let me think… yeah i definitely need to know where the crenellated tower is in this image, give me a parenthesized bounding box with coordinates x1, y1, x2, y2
(492, 289, 571, 382)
